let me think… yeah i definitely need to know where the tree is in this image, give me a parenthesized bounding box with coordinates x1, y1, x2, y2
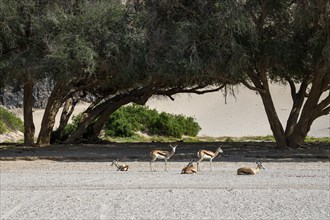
(36, 0, 128, 146)
(282, 0, 330, 147)
(212, 0, 329, 148)
(145, 0, 329, 148)
(0, 0, 46, 145)
(59, 0, 230, 144)
(0, 0, 99, 146)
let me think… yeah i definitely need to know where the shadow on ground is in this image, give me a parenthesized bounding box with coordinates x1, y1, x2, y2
(0, 142, 329, 162)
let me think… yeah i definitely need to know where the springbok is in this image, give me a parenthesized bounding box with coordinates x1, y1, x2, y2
(197, 146, 223, 172)
(181, 159, 197, 174)
(237, 161, 265, 175)
(150, 144, 177, 172)
(111, 159, 129, 171)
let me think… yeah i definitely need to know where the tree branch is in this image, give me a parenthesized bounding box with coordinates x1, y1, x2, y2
(322, 106, 330, 115)
(285, 77, 296, 100)
(156, 84, 226, 98)
(312, 93, 330, 120)
(241, 80, 265, 94)
(179, 85, 226, 94)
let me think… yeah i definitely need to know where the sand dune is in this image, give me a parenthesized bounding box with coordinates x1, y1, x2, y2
(147, 84, 329, 137)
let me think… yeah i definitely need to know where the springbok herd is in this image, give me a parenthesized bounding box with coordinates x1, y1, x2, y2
(111, 144, 265, 175)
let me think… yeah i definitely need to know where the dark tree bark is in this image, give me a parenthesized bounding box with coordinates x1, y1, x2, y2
(259, 92, 287, 148)
(36, 81, 69, 146)
(286, 69, 330, 148)
(245, 65, 288, 149)
(23, 78, 35, 146)
(57, 97, 77, 134)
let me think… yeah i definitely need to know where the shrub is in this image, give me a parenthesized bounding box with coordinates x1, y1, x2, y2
(150, 112, 184, 138)
(0, 120, 7, 134)
(61, 104, 201, 139)
(0, 107, 24, 134)
(105, 110, 134, 137)
(104, 104, 201, 138)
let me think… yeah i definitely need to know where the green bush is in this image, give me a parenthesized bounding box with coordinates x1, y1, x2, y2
(0, 120, 7, 134)
(104, 104, 201, 138)
(105, 110, 134, 137)
(61, 104, 201, 139)
(0, 107, 24, 134)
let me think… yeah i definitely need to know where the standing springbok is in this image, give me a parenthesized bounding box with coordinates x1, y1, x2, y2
(181, 159, 197, 174)
(197, 146, 223, 172)
(111, 159, 129, 171)
(237, 161, 265, 175)
(150, 144, 177, 172)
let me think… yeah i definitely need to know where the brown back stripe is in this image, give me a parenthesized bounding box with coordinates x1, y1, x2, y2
(204, 151, 214, 157)
(158, 151, 167, 157)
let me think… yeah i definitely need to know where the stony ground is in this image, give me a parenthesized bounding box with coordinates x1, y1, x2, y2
(1, 161, 329, 220)
(0, 143, 329, 220)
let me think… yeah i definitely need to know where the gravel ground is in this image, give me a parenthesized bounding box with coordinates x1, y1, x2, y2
(1, 160, 329, 220)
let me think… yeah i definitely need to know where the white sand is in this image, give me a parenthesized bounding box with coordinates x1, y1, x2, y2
(147, 84, 329, 137)
(1, 160, 329, 220)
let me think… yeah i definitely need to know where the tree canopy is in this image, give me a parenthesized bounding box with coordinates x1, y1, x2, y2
(0, 0, 328, 148)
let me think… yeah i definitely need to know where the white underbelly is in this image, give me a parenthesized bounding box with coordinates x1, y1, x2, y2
(202, 155, 212, 160)
(156, 155, 167, 160)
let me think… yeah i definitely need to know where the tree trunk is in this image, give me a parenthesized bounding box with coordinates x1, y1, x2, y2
(57, 98, 77, 135)
(284, 80, 309, 138)
(247, 64, 288, 149)
(286, 70, 329, 148)
(37, 82, 68, 146)
(64, 88, 153, 144)
(90, 107, 118, 142)
(259, 92, 287, 148)
(89, 94, 152, 141)
(23, 79, 35, 146)
(64, 95, 132, 143)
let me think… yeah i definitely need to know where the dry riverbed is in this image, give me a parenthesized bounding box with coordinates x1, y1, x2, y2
(1, 160, 329, 220)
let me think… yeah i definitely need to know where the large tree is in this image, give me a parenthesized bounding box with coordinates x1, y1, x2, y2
(56, 0, 231, 144)
(0, 0, 48, 145)
(0, 0, 129, 146)
(213, 0, 329, 148)
(144, 0, 329, 148)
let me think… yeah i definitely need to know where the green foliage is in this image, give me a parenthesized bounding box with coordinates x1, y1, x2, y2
(0, 120, 6, 134)
(305, 136, 330, 143)
(104, 104, 201, 138)
(105, 111, 134, 137)
(0, 107, 24, 134)
(51, 114, 83, 142)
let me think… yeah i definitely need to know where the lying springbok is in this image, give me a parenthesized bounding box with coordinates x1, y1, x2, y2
(197, 146, 223, 172)
(111, 159, 129, 171)
(150, 144, 177, 172)
(181, 159, 197, 174)
(237, 161, 265, 175)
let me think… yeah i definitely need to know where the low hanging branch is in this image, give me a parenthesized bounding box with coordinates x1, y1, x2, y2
(157, 84, 227, 101)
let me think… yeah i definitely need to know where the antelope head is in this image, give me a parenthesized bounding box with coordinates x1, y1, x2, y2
(256, 161, 265, 170)
(111, 159, 119, 166)
(169, 144, 178, 150)
(217, 146, 224, 153)
(187, 158, 195, 166)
